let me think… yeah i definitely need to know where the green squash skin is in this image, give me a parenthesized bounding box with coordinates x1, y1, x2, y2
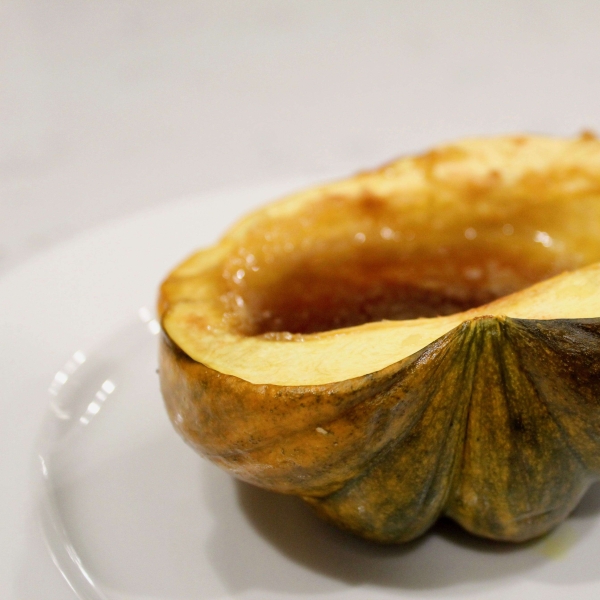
(159, 316, 600, 543)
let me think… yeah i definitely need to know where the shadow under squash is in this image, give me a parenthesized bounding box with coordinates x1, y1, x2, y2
(231, 478, 600, 592)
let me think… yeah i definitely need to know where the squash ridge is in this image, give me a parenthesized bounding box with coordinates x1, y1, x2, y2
(446, 317, 593, 540)
(305, 322, 478, 542)
(507, 318, 600, 474)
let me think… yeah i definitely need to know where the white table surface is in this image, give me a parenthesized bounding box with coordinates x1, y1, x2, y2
(2, 2, 600, 598)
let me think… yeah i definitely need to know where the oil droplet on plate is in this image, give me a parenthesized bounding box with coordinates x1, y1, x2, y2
(537, 524, 578, 560)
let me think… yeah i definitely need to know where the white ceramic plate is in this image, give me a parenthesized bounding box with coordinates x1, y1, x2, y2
(3, 181, 600, 600)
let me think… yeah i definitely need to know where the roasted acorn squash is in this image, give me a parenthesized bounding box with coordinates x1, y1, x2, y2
(159, 135, 600, 543)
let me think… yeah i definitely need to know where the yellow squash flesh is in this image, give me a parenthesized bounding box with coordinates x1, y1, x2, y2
(159, 135, 600, 542)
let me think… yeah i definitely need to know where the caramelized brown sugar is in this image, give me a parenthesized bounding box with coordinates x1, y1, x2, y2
(217, 191, 600, 336)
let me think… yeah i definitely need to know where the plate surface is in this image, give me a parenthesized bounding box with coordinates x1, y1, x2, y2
(3, 181, 600, 599)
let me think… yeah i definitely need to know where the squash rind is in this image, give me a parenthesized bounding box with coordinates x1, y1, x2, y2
(160, 316, 600, 542)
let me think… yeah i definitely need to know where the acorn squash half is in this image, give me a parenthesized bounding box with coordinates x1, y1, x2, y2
(159, 135, 600, 543)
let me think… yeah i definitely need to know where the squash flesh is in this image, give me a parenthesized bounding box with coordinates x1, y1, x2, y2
(161, 135, 600, 385)
(164, 263, 600, 386)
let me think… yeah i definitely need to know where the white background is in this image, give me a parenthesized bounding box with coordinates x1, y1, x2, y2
(2, 0, 600, 274)
(2, 2, 600, 598)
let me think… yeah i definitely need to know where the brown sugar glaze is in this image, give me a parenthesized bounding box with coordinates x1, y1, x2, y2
(219, 191, 600, 336)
